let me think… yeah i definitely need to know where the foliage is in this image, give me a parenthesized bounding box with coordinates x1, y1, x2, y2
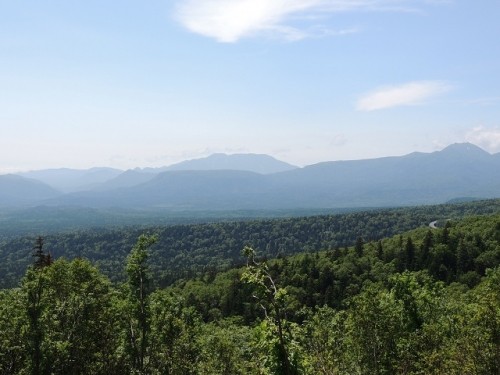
(1, 198, 499, 289)
(124, 234, 158, 374)
(242, 246, 303, 374)
(0, 211, 499, 374)
(1, 257, 122, 374)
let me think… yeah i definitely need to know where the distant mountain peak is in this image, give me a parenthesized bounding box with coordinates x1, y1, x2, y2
(165, 153, 298, 174)
(440, 142, 490, 156)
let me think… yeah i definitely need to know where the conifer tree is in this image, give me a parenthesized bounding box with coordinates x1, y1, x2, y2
(355, 237, 364, 257)
(404, 237, 416, 271)
(25, 236, 52, 375)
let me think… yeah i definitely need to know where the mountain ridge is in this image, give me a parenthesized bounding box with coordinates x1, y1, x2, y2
(3, 143, 499, 209)
(0, 174, 61, 206)
(164, 152, 298, 174)
(18, 167, 123, 193)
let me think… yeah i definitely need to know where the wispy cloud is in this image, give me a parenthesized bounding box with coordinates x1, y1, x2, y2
(466, 126, 500, 153)
(174, 0, 443, 42)
(356, 81, 452, 111)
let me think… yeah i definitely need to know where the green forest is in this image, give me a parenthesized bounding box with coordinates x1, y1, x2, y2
(0, 202, 499, 374)
(1, 199, 499, 289)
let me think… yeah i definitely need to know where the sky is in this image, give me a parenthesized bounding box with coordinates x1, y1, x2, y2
(1, 0, 500, 172)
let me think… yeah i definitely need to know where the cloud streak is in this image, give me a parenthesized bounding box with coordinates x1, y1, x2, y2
(466, 126, 500, 153)
(174, 0, 442, 42)
(356, 81, 452, 111)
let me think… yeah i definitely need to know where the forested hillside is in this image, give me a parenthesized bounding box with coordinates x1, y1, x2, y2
(173, 214, 500, 322)
(1, 199, 499, 288)
(0, 213, 499, 374)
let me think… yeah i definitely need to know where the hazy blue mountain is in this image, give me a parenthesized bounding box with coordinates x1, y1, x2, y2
(18, 167, 123, 192)
(437, 142, 491, 160)
(18, 143, 500, 209)
(91, 170, 157, 191)
(0, 174, 61, 206)
(165, 153, 298, 174)
(267, 142, 500, 207)
(133, 166, 170, 173)
(54, 170, 269, 209)
(19, 154, 296, 192)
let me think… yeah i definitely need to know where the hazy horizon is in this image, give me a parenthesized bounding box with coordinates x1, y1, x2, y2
(1, 141, 495, 175)
(1, 1, 499, 173)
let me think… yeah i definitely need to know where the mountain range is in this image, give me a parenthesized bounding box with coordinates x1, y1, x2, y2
(2, 143, 499, 210)
(17, 153, 298, 193)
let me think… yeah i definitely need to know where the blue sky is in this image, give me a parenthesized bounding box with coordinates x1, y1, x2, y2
(1, 0, 499, 172)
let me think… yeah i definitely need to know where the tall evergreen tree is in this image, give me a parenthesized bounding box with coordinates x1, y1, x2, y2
(24, 236, 54, 375)
(404, 237, 416, 271)
(355, 237, 364, 257)
(32, 236, 51, 269)
(419, 230, 433, 268)
(376, 240, 384, 260)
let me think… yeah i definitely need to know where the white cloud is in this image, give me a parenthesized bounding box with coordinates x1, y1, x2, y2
(175, 0, 333, 42)
(174, 0, 442, 42)
(356, 81, 452, 111)
(465, 126, 500, 153)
